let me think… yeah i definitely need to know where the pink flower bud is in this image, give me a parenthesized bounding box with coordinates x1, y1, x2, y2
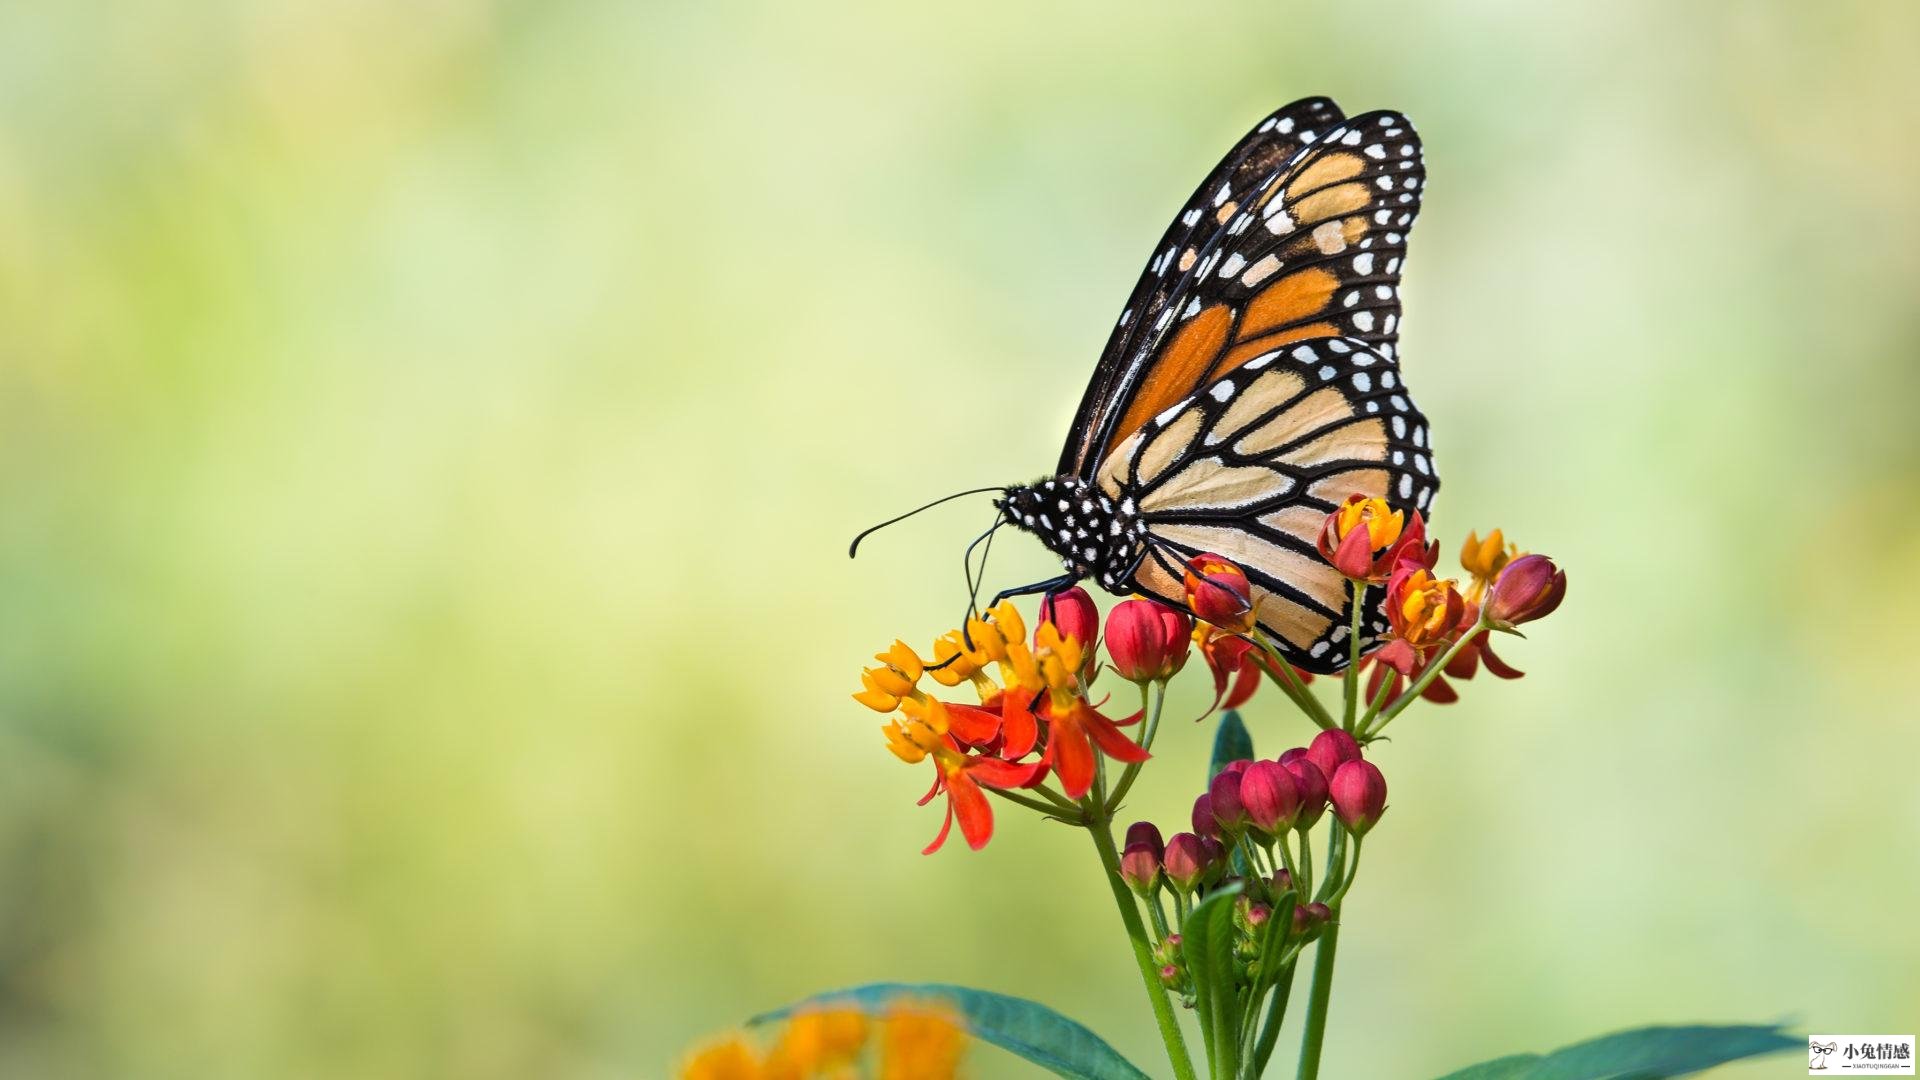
(1277, 746, 1309, 767)
(1105, 598, 1193, 683)
(1190, 792, 1217, 838)
(1484, 553, 1566, 630)
(1245, 902, 1271, 928)
(1208, 768, 1250, 833)
(1271, 867, 1293, 894)
(1239, 760, 1301, 834)
(1163, 832, 1209, 891)
(1158, 964, 1181, 985)
(1040, 586, 1101, 660)
(1120, 843, 1161, 893)
(1304, 729, 1361, 784)
(1292, 901, 1332, 938)
(1329, 759, 1388, 836)
(1198, 836, 1228, 883)
(1124, 821, 1165, 861)
(1283, 758, 1330, 829)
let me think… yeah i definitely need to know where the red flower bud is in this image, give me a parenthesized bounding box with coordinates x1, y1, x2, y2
(1208, 768, 1250, 833)
(1158, 963, 1181, 985)
(1039, 586, 1101, 662)
(1239, 760, 1301, 834)
(1120, 843, 1161, 893)
(1198, 836, 1228, 884)
(1277, 747, 1308, 767)
(1484, 554, 1566, 630)
(1183, 553, 1256, 634)
(1190, 792, 1217, 839)
(1244, 901, 1271, 928)
(1304, 729, 1361, 784)
(1271, 867, 1293, 894)
(1329, 760, 1388, 836)
(1105, 598, 1193, 683)
(1282, 757, 1330, 830)
(1124, 821, 1165, 861)
(1163, 832, 1208, 891)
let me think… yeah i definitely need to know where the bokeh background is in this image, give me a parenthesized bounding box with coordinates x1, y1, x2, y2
(2, 1, 1916, 1077)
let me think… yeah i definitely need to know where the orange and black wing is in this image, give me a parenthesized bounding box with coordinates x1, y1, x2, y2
(1060, 104, 1426, 481)
(1092, 336, 1434, 672)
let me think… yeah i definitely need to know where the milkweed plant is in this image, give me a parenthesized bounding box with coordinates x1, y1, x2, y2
(677, 504, 1798, 1079)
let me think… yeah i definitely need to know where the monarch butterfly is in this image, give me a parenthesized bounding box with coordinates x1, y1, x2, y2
(854, 97, 1435, 674)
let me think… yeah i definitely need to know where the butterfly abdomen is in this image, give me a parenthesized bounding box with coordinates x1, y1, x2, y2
(998, 479, 1148, 594)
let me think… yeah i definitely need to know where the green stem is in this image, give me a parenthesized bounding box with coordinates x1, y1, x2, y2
(1314, 826, 1346, 903)
(1089, 816, 1199, 1080)
(1354, 671, 1396, 739)
(1296, 827, 1313, 899)
(1270, 829, 1302, 894)
(1105, 681, 1165, 814)
(1251, 632, 1336, 730)
(1294, 926, 1340, 1080)
(1324, 836, 1364, 908)
(1341, 580, 1366, 730)
(986, 786, 1078, 819)
(1250, 957, 1298, 1078)
(1363, 613, 1489, 737)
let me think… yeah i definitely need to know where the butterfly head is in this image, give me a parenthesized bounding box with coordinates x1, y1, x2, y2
(997, 476, 1149, 595)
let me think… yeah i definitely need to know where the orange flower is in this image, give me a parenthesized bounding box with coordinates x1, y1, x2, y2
(680, 1037, 762, 1080)
(1194, 625, 1311, 713)
(1385, 566, 1465, 651)
(1316, 495, 1407, 581)
(879, 1007, 967, 1080)
(1459, 529, 1521, 604)
(763, 1010, 869, 1079)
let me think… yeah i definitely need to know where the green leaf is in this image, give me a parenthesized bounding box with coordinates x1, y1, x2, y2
(1209, 710, 1253, 779)
(748, 982, 1151, 1080)
(1434, 1023, 1800, 1080)
(1181, 885, 1244, 1078)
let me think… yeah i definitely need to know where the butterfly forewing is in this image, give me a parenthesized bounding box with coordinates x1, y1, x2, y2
(1094, 336, 1435, 672)
(1063, 107, 1426, 483)
(1059, 96, 1346, 477)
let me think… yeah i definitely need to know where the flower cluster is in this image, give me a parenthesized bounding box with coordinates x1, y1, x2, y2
(854, 591, 1152, 852)
(678, 1005, 966, 1080)
(1116, 729, 1388, 1008)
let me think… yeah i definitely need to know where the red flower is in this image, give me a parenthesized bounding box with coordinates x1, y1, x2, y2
(1106, 598, 1192, 683)
(1195, 626, 1313, 713)
(1317, 495, 1413, 582)
(1183, 553, 1256, 633)
(1240, 760, 1302, 835)
(1304, 729, 1362, 782)
(1040, 696, 1150, 799)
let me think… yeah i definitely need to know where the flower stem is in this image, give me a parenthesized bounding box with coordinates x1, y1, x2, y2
(1251, 632, 1336, 730)
(1105, 681, 1165, 814)
(987, 786, 1081, 820)
(1250, 958, 1297, 1077)
(1088, 815, 1198, 1080)
(1363, 612, 1489, 737)
(1341, 580, 1366, 731)
(1294, 924, 1339, 1080)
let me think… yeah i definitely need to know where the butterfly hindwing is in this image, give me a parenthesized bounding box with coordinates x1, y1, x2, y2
(1063, 108, 1426, 484)
(1093, 336, 1435, 672)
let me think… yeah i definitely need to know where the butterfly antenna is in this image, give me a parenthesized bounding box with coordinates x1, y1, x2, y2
(958, 514, 1006, 652)
(848, 486, 1007, 558)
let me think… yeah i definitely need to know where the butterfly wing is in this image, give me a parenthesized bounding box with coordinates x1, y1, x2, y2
(1093, 336, 1435, 672)
(1061, 105, 1426, 483)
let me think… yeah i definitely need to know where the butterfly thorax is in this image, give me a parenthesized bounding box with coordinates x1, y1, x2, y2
(998, 477, 1149, 595)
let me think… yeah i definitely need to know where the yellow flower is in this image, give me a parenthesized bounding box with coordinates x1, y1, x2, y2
(879, 1008, 967, 1080)
(680, 1037, 762, 1080)
(1032, 622, 1084, 703)
(1459, 529, 1523, 604)
(882, 697, 951, 765)
(1334, 496, 1405, 551)
(925, 631, 981, 687)
(853, 641, 926, 713)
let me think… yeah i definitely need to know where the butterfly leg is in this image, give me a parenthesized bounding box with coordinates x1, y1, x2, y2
(986, 573, 1081, 611)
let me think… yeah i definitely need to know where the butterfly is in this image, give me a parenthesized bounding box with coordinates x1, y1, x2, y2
(855, 97, 1436, 674)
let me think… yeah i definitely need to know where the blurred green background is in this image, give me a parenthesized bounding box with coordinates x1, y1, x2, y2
(2, 1, 1916, 1077)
